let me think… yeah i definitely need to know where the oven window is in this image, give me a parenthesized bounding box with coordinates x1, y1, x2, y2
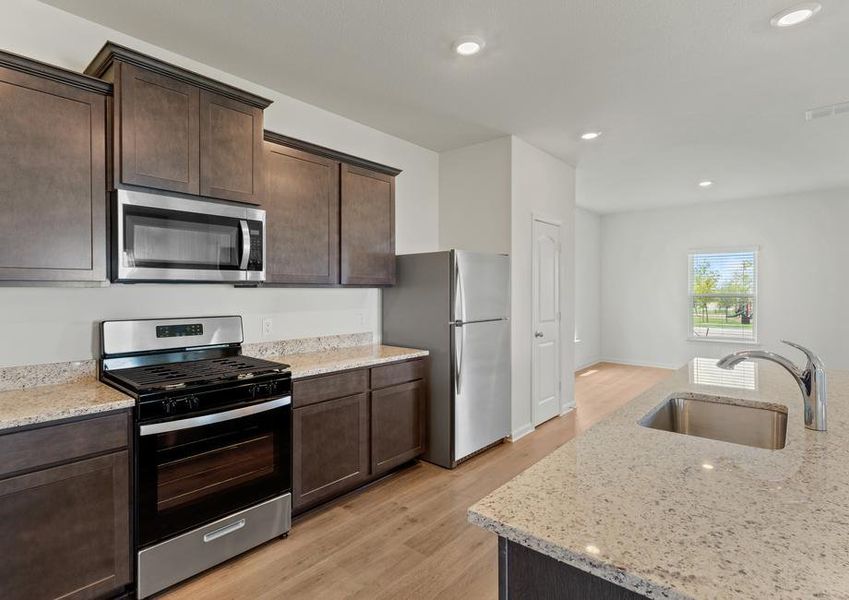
(156, 430, 275, 512)
(124, 207, 241, 270)
(138, 405, 291, 546)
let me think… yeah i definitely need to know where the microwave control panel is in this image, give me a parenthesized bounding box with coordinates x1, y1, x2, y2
(248, 221, 263, 271)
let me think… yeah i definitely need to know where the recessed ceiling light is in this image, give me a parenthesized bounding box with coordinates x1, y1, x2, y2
(581, 131, 602, 140)
(702, 463, 715, 470)
(770, 3, 822, 27)
(698, 180, 714, 188)
(454, 36, 484, 56)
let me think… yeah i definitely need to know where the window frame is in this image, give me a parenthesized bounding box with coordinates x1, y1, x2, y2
(687, 247, 760, 345)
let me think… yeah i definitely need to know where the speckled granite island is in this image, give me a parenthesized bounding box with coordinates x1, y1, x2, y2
(469, 360, 849, 600)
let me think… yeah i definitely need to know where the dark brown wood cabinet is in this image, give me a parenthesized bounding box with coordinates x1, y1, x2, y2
(292, 358, 427, 515)
(263, 140, 340, 284)
(117, 62, 200, 194)
(371, 379, 426, 475)
(341, 164, 396, 285)
(262, 132, 400, 287)
(293, 392, 369, 512)
(86, 42, 270, 204)
(0, 51, 109, 283)
(199, 90, 264, 204)
(0, 410, 132, 600)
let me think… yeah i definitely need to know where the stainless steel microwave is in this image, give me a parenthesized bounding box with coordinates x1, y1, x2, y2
(112, 190, 265, 283)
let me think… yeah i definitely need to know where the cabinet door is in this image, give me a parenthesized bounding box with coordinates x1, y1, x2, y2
(0, 451, 130, 600)
(264, 142, 340, 283)
(340, 164, 395, 285)
(293, 393, 369, 512)
(371, 379, 426, 475)
(200, 90, 263, 204)
(118, 62, 200, 194)
(0, 65, 106, 281)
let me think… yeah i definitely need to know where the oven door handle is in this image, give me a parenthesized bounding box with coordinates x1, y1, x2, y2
(139, 396, 291, 436)
(239, 220, 251, 270)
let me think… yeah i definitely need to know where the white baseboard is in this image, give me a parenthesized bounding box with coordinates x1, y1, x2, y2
(509, 422, 535, 442)
(574, 357, 602, 372)
(599, 357, 681, 370)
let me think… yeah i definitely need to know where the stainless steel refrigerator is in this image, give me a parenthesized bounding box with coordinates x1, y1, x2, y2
(382, 250, 510, 468)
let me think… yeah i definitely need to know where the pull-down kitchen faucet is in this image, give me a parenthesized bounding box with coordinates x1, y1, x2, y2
(717, 340, 827, 431)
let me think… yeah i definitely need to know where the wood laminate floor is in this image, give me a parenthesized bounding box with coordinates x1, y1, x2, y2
(161, 362, 672, 600)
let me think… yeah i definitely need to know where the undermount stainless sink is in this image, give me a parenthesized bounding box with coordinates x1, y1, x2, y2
(640, 396, 788, 450)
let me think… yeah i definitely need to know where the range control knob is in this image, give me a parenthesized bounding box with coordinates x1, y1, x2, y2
(162, 399, 177, 415)
(187, 395, 200, 410)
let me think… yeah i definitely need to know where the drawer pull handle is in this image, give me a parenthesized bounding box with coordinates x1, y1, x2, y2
(203, 519, 246, 543)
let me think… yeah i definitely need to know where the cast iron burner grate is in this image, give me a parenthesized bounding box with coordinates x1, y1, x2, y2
(107, 356, 286, 392)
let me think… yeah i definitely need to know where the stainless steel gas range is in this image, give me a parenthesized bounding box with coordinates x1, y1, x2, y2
(99, 316, 292, 598)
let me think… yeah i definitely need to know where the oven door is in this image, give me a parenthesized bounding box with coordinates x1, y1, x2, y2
(115, 189, 265, 282)
(137, 397, 291, 547)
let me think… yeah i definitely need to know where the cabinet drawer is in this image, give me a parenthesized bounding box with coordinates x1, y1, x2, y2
(371, 359, 426, 390)
(293, 370, 369, 408)
(0, 411, 129, 479)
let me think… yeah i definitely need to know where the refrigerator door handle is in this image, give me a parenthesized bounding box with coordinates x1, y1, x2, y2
(454, 257, 466, 324)
(454, 323, 464, 395)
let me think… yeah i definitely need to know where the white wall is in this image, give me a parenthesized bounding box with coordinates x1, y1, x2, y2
(0, 0, 439, 367)
(439, 138, 511, 253)
(600, 188, 849, 370)
(510, 137, 576, 436)
(575, 208, 601, 370)
(436, 136, 576, 439)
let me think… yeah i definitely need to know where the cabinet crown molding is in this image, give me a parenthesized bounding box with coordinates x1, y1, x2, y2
(84, 41, 272, 109)
(0, 49, 112, 94)
(264, 131, 402, 177)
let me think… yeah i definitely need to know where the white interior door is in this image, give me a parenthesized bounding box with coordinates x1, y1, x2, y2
(532, 218, 562, 426)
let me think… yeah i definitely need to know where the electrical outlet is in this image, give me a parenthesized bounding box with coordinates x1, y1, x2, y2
(261, 317, 273, 338)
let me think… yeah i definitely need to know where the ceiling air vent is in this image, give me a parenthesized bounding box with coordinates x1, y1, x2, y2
(806, 101, 849, 121)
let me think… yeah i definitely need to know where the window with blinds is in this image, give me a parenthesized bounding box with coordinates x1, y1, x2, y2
(688, 250, 757, 342)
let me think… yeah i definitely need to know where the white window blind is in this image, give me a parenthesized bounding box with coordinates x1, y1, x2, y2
(690, 357, 757, 390)
(688, 250, 757, 342)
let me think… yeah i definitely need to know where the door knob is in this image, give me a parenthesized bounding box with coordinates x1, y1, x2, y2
(534, 331, 544, 338)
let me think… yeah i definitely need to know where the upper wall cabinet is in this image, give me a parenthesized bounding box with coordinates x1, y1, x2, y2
(85, 42, 270, 205)
(341, 164, 396, 286)
(117, 63, 199, 194)
(0, 51, 109, 283)
(264, 138, 340, 285)
(262, 133, 400, 287)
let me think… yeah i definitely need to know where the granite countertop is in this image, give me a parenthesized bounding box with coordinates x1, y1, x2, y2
(265, 344, 429, 380)
(0, 342, 425, 433)
(0, 380, 134, 432)
(469, 360, 849, 599)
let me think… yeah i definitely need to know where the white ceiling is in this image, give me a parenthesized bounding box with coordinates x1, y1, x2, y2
(40, 0, 849, 213)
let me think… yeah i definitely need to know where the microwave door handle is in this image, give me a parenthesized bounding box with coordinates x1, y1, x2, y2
(239, 220, 250, 270)
(139, 396, 291, 436)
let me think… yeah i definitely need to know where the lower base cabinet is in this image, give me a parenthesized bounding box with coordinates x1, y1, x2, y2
(292, 358, 427, 514)
(293, 393, 369, 511)
(371, 379, 426, 475)
(0, 411, 132, 600)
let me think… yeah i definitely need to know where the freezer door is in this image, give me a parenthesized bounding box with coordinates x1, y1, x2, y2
(452, 251, 510, 323)
(453, 319, 510, 461)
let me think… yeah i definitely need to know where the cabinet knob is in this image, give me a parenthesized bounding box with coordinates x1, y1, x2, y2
(534, 331, 544, 338)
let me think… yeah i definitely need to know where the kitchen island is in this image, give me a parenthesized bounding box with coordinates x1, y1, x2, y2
(469, 360, 849, 599)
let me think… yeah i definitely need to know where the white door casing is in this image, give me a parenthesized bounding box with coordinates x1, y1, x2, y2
(532, 217, 562, 426)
